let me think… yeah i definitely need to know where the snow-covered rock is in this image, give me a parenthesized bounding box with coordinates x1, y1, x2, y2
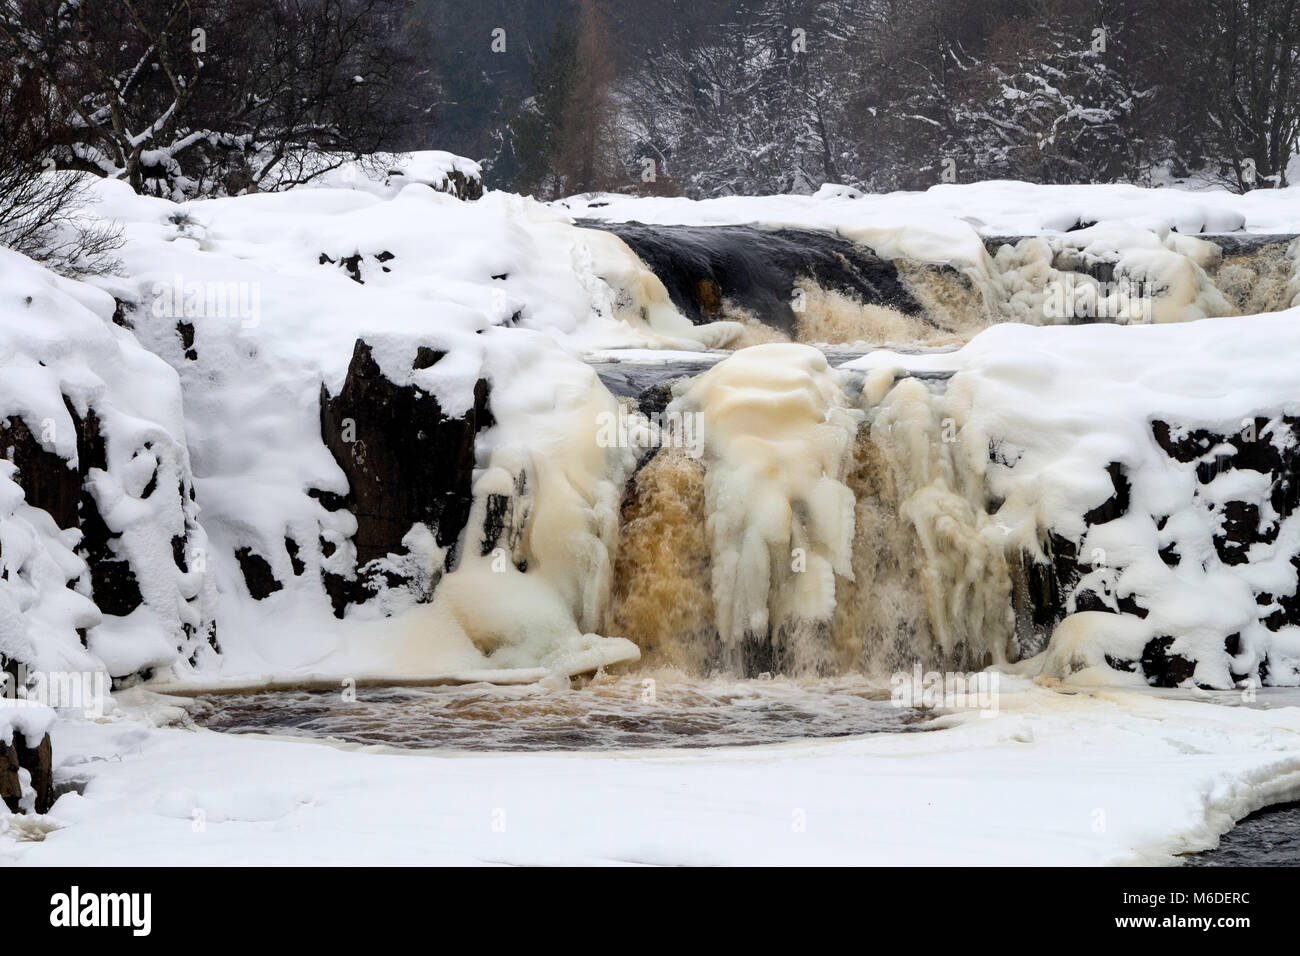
(310, 150, 486, 201)
(0, 248, 217, 684)
(0, 705, 54, 814)
(849, 312, 1300, 688)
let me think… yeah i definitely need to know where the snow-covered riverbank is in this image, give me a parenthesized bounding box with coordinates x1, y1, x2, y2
(7, 677, 1300, 866)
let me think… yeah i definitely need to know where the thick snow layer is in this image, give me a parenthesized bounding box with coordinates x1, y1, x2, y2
(562, 180, 1300, 239)
(7, 169, 1300, 863)
(0, 703, 55, 749)
(0, 247, 215, 678)
(7, 679, 1300, 865)
(306, 150, 484, 198)
(846, 311, 1300, 684)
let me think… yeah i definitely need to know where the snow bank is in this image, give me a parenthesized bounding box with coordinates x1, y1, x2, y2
(562, 179, 1300, 239)
(0, 247, 216, 680)
(283, 150, 485, 201)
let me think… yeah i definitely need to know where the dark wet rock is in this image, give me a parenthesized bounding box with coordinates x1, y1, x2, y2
(285, 537, 306, 576)
(1073, 589, 1111, 615)
(1205, 234, 1299, 256)
(1012, 532, 1078, 640)
(479, 468, 528, 572)
(1216, 501, 1263, 566)
(322, 569, 362, 618)
(318, 339, 492, 613)
(1274, 555, 1300, 630)
(1083, 462, 1130, 526)
(386, 163, 483, 201)
(0, 735, 20, 812)
(318, 251, 389, 284)
(636, 382, 677, 419)
(306, 487, 350, 513)
(1104, 654, 1136, 673)
(60, 402, 147, 620)
(1115, 593, 1149, 619)
(1140, 636, 1197, 687)
(580, 221, 925, 336)
(235, 547, 283, 600)
(111, 298, 134, 329)
(177, 321, 197, 361)
(0, 415, 81, 531)
(73, 409, 143, 620)
(1, 729, 53, 814)
(441, 167, 483, 201)
(481, 494, 511, 557)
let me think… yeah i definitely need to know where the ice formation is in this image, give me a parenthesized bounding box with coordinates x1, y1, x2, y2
(670, 344, 861, 672)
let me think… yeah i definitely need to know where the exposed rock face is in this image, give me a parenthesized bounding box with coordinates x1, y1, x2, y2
(1016, 416, 1300, 687)
(318, 250, 395, 284)
(0, 413, 81, 531)
(314, 339, 492, 614)
(1, 399, 216, 670)
(0, 729, 53, 814)
(441, 168, 484, 201)
(580, 221, 926, 336)
(234, 547, 283, 601)
(69, 405, 144, 620)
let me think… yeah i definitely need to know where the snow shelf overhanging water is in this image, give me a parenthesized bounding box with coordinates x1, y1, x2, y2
(9, 676, 1300, 866)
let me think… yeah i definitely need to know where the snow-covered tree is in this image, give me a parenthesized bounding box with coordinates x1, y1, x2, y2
(0, 0, 437, 199)
(940, 14, 1156, 183)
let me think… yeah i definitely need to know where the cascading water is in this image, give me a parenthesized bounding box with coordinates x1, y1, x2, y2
(581, 220, 1300, 348)
(602, 345, 1017, 678)
(588, 221, 1300, 684)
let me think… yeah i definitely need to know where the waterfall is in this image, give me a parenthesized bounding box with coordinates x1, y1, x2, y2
(581, 220, 1300, 350)
(604, 345, 1017, 678)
